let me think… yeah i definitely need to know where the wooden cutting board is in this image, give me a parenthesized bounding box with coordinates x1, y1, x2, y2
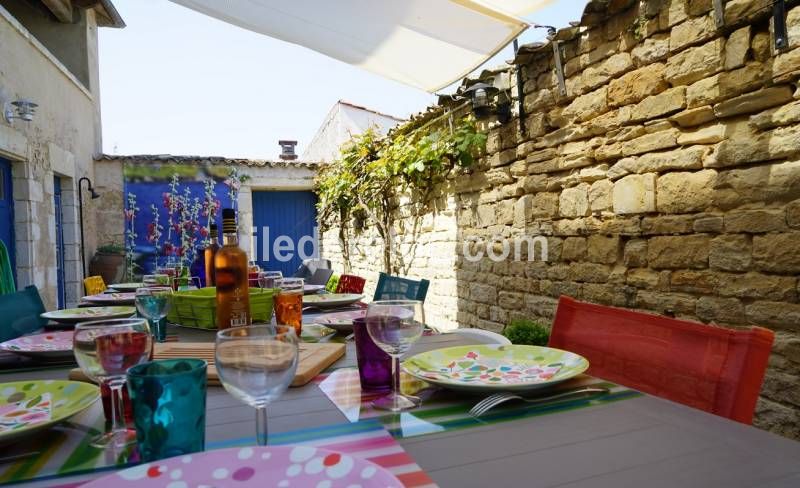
(68, 341, 345, 387)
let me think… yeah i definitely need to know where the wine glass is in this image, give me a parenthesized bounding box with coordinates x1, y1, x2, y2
(73, 318, 152, 448)
(135, 286, 173, 343)
(365, 300, 425, 412)
(258, 270, 283, 289)
(215, 325, 299, 445)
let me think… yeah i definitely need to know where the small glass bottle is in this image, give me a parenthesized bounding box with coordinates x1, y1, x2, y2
(204, 224, 220, 287)
(215, 209, 250, 329)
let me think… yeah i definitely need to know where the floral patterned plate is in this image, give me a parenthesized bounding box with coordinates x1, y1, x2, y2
(81, 445, 401, 487)
(0, 380, 99, 445)
(307, 310, 366, 332)
(403, 345, 590, 393)
(82, 292, 136, 305)
(109, 282, 144, 292)
(0, 331, 75, 360)
(41, 306, 136, 324)
(303, 294, 364, 309)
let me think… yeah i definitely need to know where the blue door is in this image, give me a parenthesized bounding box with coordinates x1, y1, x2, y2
(0, 158, 14, 284)
(54, 177, 66, 308)
(252, 191, 318, 277)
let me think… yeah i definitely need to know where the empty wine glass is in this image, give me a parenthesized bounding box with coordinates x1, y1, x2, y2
(135, 286, 173, 343)
(258, 270, 283, 289)
(215, 325, 299, 445)
(366, 300, 425, 412)
(73, 318, 152, 448)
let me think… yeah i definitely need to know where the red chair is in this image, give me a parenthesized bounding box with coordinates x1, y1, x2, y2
(336, 274, 366, 294)
(549, 296, 774, 424)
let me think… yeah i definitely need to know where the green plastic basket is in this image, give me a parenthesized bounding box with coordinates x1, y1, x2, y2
(166, 287, 275, 329)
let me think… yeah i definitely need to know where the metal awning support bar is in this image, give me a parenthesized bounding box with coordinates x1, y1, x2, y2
(712, 0, 725, 28)
(774, 0, 789, 50)
(552, 39, 567, 97)
(513, 38, 526, 135)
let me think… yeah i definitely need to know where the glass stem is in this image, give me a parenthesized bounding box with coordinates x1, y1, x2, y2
(256, 407, 268, 446)
(392, 356, 401, 397)
(108, 380, 127, 434)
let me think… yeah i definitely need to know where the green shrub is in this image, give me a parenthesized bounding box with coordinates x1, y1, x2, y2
(97, 243, 125, 254)
(503, 319, 550, 346)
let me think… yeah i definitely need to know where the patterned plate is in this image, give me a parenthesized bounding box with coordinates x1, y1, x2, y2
(304, 284, 326, 295)
(109, 282, 144, 292)
(0, 381, 99, 445)
(303, 294, 364, 309)
(41, 306, 136, 324)
(403, 345, 590, 393)
(81, 445, 401, 487)
(0, 331, 74, 359)
(307, 310, 366, 332)
(82, 292, 136, 305)
(300, 324, 337, 343)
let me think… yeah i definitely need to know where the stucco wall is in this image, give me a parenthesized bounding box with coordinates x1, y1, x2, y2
(0, 4, 102, 308)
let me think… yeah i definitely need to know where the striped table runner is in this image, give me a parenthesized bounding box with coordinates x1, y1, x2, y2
(316, 368, 642, 438)
(0, 410, 434, 487)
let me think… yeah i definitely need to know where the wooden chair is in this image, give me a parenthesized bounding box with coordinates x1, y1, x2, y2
(0, 285, 48, 342)
(373, 272, 430, 302)
(84, 275, 106, 296)
(335, 274, 366, 294)
(549, 296, 774, 424)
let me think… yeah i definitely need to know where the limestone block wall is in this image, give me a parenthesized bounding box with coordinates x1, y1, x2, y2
(322, 0, 800, 438)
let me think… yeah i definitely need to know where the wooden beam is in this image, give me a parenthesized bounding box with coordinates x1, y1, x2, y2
(41, 0, 73, 23)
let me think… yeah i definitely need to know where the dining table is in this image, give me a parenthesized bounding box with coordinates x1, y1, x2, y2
(2, 315, 800, 488)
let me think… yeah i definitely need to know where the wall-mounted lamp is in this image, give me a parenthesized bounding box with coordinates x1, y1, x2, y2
(78, 177, 100, 279)
(3, 99, 38, 123)
(462, 80, 513, 124)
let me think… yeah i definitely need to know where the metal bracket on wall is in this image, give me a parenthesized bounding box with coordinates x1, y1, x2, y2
(712, 0, 725, 28)
(513, 38, 526, 135)
(774, 0, 789, 51)
(552, 40, 567, 97)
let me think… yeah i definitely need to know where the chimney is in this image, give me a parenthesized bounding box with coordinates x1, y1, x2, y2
(278, 140, 298, 160)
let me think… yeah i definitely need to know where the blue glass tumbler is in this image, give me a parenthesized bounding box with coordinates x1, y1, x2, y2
(127, 359, 207, 461)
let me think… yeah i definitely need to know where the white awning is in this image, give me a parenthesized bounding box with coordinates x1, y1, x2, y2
(169, 0, 537, 92)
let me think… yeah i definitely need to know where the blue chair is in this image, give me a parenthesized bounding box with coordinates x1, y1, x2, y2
(0, 285, 48, 342)
(373, 273, 430, 302)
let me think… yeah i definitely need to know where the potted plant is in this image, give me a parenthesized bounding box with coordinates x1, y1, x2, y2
(503, 319, 550, 346)
(89, 243, 126, 284)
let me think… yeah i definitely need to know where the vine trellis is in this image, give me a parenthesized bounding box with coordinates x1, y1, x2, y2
(315, 115, 487, 273)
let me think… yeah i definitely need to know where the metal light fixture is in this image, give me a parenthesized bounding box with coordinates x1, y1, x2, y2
(78, 177, 100, 279)
(462, 80, 512, 124)
(3, 99, 38, 123)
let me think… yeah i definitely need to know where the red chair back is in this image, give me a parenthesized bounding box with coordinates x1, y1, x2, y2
(336, 274, 366, 294)
(549, 296, 774, 424)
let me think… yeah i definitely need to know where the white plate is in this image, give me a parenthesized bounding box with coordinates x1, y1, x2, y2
(303, 293, 363, 309)
(307, 310, 366, 332)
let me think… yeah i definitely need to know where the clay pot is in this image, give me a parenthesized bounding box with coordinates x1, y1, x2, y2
(89, 251, 125, 284)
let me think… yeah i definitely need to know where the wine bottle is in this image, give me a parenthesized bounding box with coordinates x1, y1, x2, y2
(204, 224, 220, 286)
(215, 209, 251, 329)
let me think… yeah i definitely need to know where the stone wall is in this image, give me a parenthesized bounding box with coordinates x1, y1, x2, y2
(0, 5, 103, 309)
(321, 0, 800, 438)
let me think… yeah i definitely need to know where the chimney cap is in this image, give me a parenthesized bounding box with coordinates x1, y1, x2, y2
(279, 140, 298, 160)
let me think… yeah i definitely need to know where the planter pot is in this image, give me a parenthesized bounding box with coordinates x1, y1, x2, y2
(89, 252, 125, 284)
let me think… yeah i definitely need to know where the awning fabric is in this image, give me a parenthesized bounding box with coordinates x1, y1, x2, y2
(169, 0, 538, 92)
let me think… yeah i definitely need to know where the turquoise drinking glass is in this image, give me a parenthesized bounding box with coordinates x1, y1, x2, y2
(127, 359, 207, 461)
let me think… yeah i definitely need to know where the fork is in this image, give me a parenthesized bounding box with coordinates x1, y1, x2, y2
(469, 387, 610, 418)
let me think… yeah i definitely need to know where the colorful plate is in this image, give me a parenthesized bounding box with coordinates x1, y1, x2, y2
(0, 331, 74, 359)
(403, 345, 590, 393)
(303, 294, 363, 309)
(82, 292, 136, 305)
(109, 282, 144, 292)
(304, 284, 326, 295)
(41, 306, 136, 324)
(81, 445, 401, 487)
(308, 310, 366, 332)
(0, 380, 99, 444)
(300, 324, 337, 343)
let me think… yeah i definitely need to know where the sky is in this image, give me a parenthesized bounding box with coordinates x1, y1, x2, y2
(99, 0, 575, 159)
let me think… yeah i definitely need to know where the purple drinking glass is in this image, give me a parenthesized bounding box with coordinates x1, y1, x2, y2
(353, 317, 392, 392)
